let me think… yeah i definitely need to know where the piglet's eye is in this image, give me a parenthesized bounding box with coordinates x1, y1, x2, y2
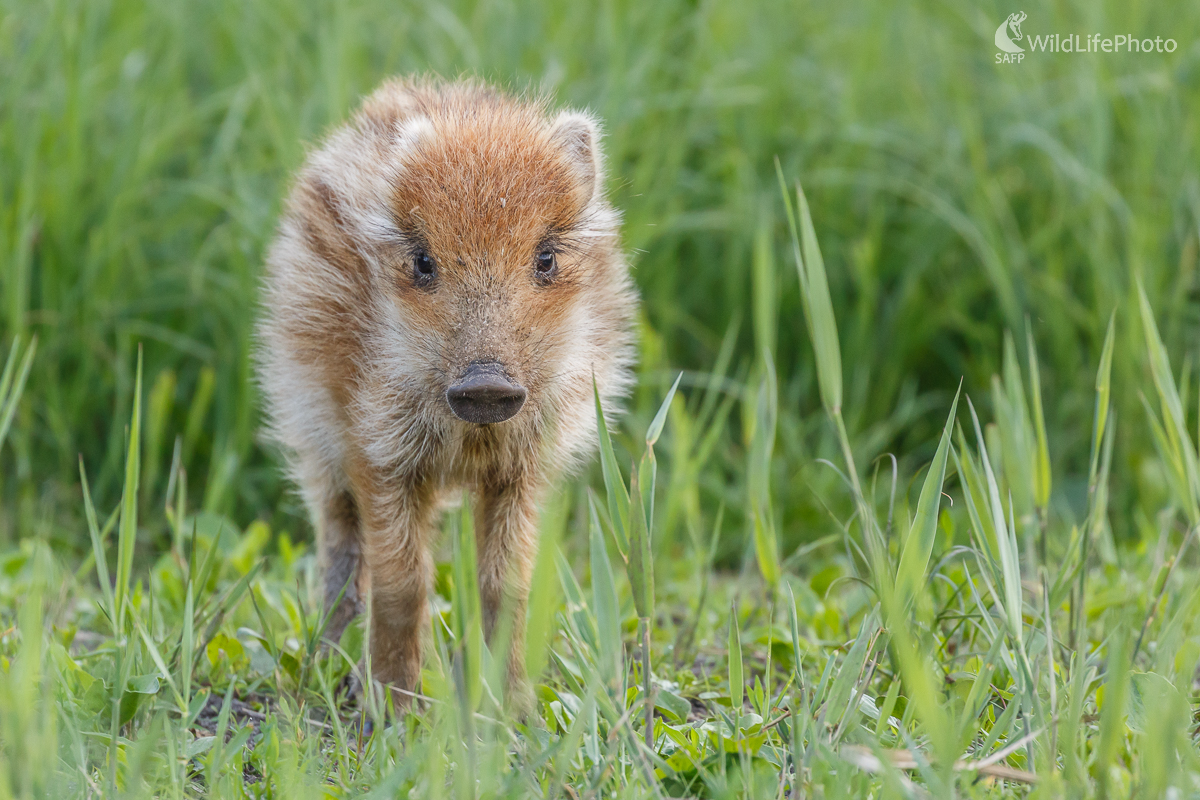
(413, 250, 437, 285)
(534, 249, 557, 284)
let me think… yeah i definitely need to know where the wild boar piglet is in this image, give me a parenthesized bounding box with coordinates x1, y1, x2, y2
(256, 78, 637, 706)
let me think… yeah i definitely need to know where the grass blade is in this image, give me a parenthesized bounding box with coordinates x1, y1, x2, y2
(1025, 323, 1051, 511)
(451, 502, 483, 713)
(967, 397, 1024, 645)
(79, 459, 116, 629)
(777, 163, 842, 416)
(0, 335, 35, 452)
(1138, 280, 1200, 524)
(728, 603, 743, 720)
(895, 385, 960, 610)
(589, 494, 622, 688)
(646, 371, 683, 447)
(1090, 311, 1116, 484)
(627, 463, 654, 622)
(594, 377, 630, 555)
(115, 347, 144, 635)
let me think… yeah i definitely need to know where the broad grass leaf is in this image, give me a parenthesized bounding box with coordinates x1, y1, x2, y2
(119, 674, 160, 726)
(655, 689, 692, 723)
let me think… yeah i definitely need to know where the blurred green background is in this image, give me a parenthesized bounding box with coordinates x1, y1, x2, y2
(1, 0, 1198, 559)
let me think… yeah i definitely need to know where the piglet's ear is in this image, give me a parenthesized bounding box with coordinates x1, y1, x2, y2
(550, 111, 602, 202)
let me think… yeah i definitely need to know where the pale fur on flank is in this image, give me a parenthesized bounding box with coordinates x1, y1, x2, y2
(256, 77, 637, 707)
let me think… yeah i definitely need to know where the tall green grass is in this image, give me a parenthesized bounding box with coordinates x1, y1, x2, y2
(2, 0, 1199, 558)
(2, 169, 1200, 796)
(3, 169, 1200, 796)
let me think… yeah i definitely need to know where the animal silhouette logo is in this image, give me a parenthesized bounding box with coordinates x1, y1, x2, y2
(995, 11, 1027, 53)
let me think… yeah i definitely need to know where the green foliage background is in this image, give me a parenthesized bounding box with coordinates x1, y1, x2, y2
(3, 0, 1198, 553)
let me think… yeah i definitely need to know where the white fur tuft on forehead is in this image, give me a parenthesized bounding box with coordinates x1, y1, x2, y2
(549, 111, 602, 202)
(393, 115, 434, 154)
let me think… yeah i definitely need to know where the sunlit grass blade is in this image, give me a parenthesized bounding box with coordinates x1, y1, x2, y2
(144, 368, 176, 502)
(1090, 311, 1116, 484)
(752, 213, 777, 360)
(451, 503, 484, 713)
(895, 385, 960, 610)
(627, 465, 653, 622)
(954, 432, 999, 562)
(749, 357, 780, 588)
(1076, 406, 1116, 642)
(993, 334, 1035, 533)
(866, 675, 896, 740)
(820, 610, 879, 739)
(1025, 323, 1051, 511)
(115, 347, 144, 635)
(785, 581, 804, 688)
(526, 490, 566, 681)
(1095, 627, 1130, 794)
(181, 577, 194, 718)
(776, 163, 842, 417)
(877, 597, 955, 783)
(728, 603, 743, 722)
(588, 494, 622, 688)
(637, 448, 657, 547)
(967, 396, 1023, 645)
(1138, 279, 1200, 525)
(593, 377, 630, 555)
(752, 508, 781, 590)
(646, 371, 683, 448)
(80, 458, 116, 630)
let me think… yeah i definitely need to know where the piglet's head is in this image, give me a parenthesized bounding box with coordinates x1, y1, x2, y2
(379, 93, 614, 426)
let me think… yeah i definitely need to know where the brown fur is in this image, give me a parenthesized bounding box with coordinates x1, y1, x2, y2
(256, 78, 637, 708)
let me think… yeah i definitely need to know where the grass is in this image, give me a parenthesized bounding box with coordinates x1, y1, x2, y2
(2, 0, 1200, 796)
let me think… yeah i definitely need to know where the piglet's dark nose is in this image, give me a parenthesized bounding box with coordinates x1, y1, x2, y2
(446, 362, 527, 424)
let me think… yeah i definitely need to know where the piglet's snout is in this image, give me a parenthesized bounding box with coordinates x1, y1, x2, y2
(446, 361, 527, 424)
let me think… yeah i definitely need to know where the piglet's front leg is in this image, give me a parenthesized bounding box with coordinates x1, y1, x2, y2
(358, 474, 439, 709)
(473, 470, 542, 713)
